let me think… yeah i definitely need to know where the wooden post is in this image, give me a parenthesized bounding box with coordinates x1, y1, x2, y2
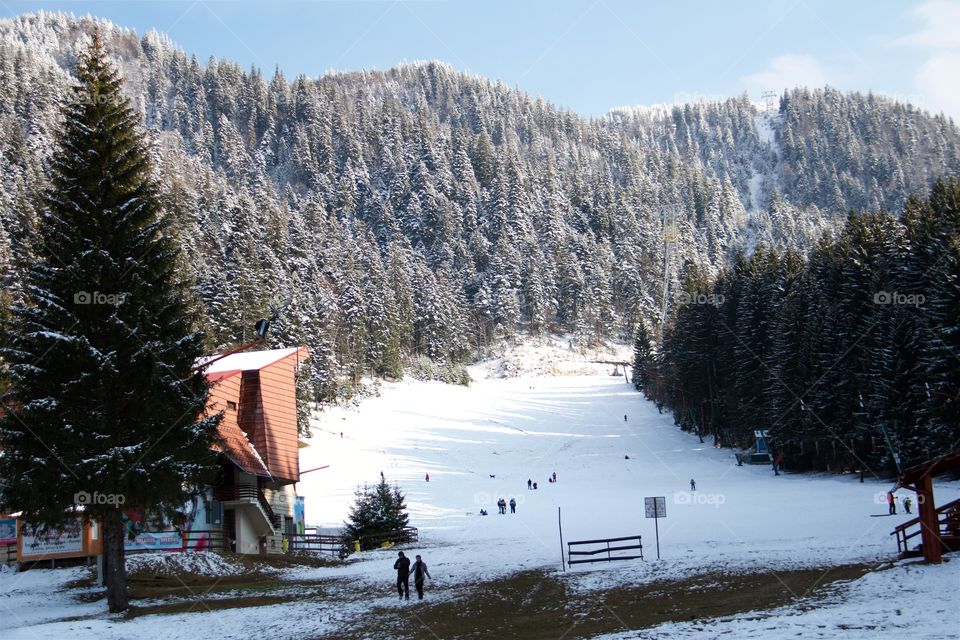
(558, 507, 565, 572)
(917, 475, 941, 564)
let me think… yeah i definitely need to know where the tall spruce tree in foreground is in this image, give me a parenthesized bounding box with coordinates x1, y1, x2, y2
(0, 32, 219, 612)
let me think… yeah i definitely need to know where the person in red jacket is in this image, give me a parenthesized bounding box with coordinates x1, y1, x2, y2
(887, 491, 897, 515)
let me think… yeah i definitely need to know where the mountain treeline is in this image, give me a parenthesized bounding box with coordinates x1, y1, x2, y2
(635, 178, 960, 472)
(1, 13, 958, 408)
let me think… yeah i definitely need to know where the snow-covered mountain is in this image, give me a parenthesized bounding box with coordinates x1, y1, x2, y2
(1, 12, 958, 401)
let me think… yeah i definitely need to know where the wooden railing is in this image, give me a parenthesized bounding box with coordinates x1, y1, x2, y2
(283, 533, 348, 558)
(568, 534, 643, 565)
(891, 497, 960, 556)
(182, 528, 226, 552)
(359, 527, 419, 550)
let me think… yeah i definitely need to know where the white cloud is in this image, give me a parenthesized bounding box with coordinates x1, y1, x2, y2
(739, 54, 828, 93)
(893, 0, 960, 121)
(915, 51, 960, 121)
(893, 0, 960, 49)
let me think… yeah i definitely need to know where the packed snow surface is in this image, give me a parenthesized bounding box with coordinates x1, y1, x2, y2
(3, 347, 958, 638)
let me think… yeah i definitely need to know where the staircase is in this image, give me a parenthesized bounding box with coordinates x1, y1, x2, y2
(215, 486, 279, 534)
(891, 497, 960, 558)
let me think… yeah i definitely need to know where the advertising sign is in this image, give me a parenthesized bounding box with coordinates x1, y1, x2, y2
(20, 519, 84, 558)
(0, 519, 16, 546)
(125, 531, 182, 551)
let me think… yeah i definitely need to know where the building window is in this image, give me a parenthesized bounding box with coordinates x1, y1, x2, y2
(226, 401, 237, 411)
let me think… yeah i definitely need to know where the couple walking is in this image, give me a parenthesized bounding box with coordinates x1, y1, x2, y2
(393, 551, 432, 600)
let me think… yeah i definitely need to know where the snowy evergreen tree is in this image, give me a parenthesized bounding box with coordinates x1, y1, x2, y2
(630, 322, 654, 393)
(0, 13, 959, 408)
(344, 475, 410, 550)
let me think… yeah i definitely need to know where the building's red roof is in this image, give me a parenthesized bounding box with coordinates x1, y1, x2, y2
(212, 422, 271, 477)
(199, 347, 305, 375)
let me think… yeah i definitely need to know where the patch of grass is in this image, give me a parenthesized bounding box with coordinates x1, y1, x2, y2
(124, 594, 292, 619)
(339, 564, 873, 640)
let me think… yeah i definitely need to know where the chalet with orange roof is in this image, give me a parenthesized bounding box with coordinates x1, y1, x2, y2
(200, 346, 309, 555)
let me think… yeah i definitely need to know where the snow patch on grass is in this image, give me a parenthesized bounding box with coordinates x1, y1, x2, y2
(126, 551, 250, 577)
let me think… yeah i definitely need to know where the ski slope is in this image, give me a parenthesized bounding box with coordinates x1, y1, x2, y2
(299, 369, 940, 576)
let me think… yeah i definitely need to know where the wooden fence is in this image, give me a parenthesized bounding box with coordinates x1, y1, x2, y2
(283, 533, 348, 558)
(568, 534, 643, 565)
(182, 528, 227, 552)
(361, 526, 418, 550)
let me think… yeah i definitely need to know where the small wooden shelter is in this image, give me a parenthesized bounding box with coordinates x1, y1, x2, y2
(892, 450, 960, 563)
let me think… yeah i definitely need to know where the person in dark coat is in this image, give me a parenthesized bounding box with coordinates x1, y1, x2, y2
(394, 551, 411, 599)
(527, 478, 532, 490)
(509, 497, 516, 513)
(412, 554, 432, 600)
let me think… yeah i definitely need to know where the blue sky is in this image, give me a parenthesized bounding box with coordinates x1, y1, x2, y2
(4, 1, 959, 119)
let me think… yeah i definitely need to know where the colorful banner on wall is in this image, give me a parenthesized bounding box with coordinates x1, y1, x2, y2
(294, 496, 305, 535)
(0, 519, 16, 545)
(20, 519, 83, 558)
(124, 531, 182, 551)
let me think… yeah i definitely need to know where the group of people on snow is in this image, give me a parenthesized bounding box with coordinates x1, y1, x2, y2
(484, 472, 561, 516)
(527, 471, 556, 490)
(887, 491, 913, 515)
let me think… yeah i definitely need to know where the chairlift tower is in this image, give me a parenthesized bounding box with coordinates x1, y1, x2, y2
(660, 204, 680, 327)
(761, 90, 777, 112)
